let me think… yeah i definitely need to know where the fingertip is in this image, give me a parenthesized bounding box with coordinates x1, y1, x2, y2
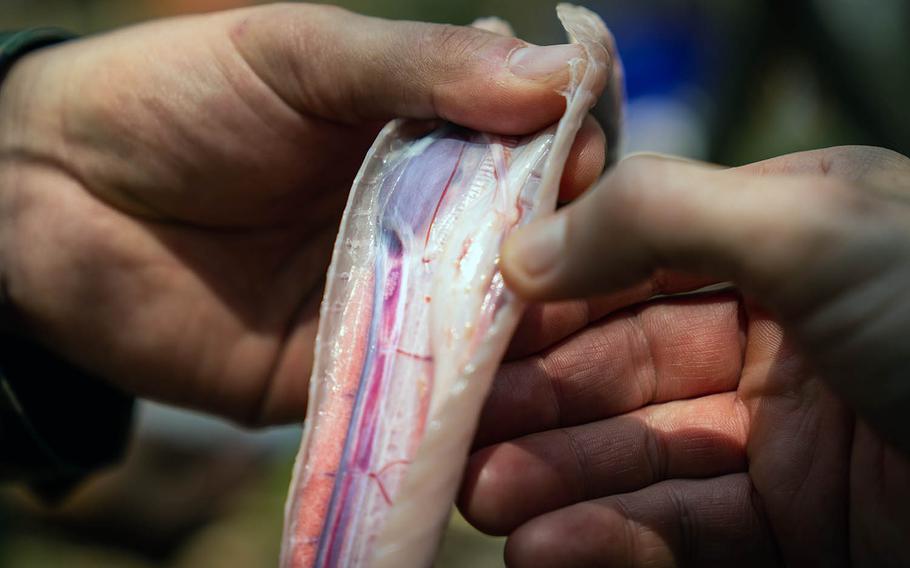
(501, 217, 568, 302)
(462, 437, 580, 537)
(457, 446, 514, 536)
(559, 115, 606, 202)
(505, 516, 563, 568)
(500, 231, 546, 301)
(505, 503, 623, 568)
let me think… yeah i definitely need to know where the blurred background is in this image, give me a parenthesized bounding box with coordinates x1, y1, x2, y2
(1, 0, 908, 566)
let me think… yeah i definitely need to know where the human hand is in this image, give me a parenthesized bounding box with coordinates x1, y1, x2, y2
(0, 4, 608, 425)
(460, 146, 910, 566)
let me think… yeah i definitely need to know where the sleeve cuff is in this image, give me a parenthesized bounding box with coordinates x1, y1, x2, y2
(0, 28, 78, 83)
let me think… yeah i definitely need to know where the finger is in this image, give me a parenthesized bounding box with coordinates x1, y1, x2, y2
(461, 392, 748, 535)
(481, 292, 744, 447)
(506, 270, 714, 360)
(504, 474, 779, 568)
(500, 153, 861, 302)
(230, 4, 610, 134)
(558, 115, 605, 202)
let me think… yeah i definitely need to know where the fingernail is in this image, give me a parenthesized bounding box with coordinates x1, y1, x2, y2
(507, 217, 566, 277)
(508, 44, 582, 80)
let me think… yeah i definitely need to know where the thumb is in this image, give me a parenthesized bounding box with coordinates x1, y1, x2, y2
(499, 153, 874, 303)
(228, 4, 592, 134)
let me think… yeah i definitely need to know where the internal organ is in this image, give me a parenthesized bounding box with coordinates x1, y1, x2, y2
(281, 5, 617, 567)
(294, 128, 553, 566)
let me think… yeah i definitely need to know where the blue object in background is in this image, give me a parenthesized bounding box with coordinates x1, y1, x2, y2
(615, 12, 703, 99)
(588, 1, 721, 158)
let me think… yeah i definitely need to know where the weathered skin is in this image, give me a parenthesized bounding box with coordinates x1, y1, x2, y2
(281, 5, 619, 567)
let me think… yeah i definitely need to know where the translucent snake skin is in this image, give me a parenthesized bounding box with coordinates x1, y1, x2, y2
(281, 5, 620, 567)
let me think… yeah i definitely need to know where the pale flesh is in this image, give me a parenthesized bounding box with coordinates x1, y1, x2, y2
(282, 5, 619, 567)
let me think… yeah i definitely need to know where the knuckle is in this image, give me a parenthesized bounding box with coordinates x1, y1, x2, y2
(821, 144, 910, 173)
(407, 23, 497, 113)
(248, 3, 351, 47)
(423, 24, 494, 61)
(640, 417, 667, 483)
(611, 496, 643, 564)
(814, 145, 867, 175)
(561, 428, 591, 498)
(665, 485, 698, 563)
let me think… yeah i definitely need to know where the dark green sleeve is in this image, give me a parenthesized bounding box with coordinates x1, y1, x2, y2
(0, 28, 135, 502)
(0, 28, 77, 81)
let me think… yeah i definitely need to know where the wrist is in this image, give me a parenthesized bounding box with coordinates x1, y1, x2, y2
(0, 30, 74, 328)
(0, 30, 136, 497)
